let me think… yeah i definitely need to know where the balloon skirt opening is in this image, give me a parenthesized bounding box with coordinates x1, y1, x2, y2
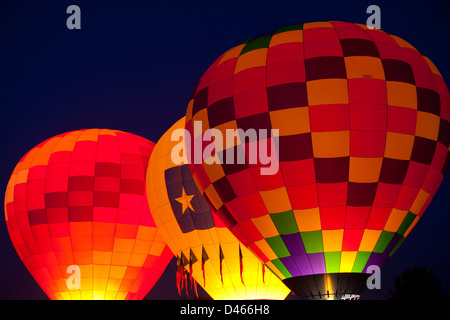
(282, 273, 370, 300)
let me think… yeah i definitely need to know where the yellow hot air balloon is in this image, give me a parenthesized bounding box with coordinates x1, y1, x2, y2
(146, 117, 290, 300)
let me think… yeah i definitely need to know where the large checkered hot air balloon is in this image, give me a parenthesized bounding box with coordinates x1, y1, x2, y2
(146, 117, 290, 300)
(4, 129, 173, 300)
(185, 21, 450, 299)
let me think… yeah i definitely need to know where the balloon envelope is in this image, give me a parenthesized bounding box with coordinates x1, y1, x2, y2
(4, 129, 173, 300)
(146, 117, 290, 300)
(185, 21, 450, 299)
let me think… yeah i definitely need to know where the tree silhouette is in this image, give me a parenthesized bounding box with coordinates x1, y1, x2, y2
(388, 267, 445, 300)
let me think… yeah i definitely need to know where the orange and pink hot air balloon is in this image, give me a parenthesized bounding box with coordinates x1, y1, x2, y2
(4, 129, 173, 300)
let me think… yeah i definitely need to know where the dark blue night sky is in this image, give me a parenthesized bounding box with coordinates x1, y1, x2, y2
(1, 0, 449, 300)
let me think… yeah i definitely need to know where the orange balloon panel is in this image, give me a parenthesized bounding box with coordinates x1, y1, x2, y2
(146, 118, 290, 300)
(4, 129, 173, 300)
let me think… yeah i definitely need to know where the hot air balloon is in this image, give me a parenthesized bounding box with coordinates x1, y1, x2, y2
(4, 129, 173, 300)
(146, 117, 291, 300)
(185, 21, 450, 299)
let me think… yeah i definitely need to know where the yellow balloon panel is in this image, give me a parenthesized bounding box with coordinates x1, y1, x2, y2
(146, 118, 290, 300)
